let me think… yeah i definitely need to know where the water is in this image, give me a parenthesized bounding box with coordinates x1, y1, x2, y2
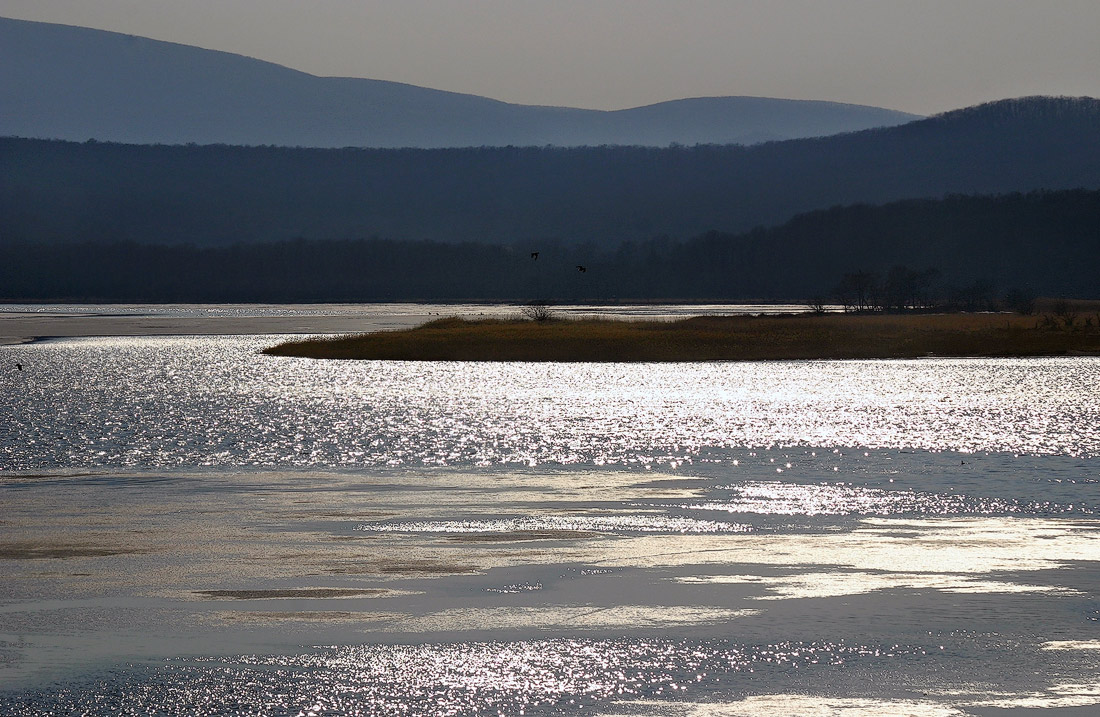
(1, 331, 1099, 715)
(3, 336, 1098, 470)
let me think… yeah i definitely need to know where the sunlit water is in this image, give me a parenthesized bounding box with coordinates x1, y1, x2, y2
(2, 336, 1099, 470)
(1, 334, 1098, 715)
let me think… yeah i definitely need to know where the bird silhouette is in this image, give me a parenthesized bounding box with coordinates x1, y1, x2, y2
(576, 265, 587, 273)
(15, 363, 23, 371)
(531, 251, 539, 260)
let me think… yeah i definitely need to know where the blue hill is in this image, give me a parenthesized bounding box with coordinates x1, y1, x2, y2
(0, 16, 919, 148)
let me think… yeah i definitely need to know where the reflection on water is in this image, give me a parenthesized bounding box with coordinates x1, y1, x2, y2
(0, 638, 990, 716)
(5, 635, 1099, 716)
(2, 336, 1099, 472)
(677, 480, 1094, 516)
(2, 334, 1099, 715)
(358, 514, 750, 535)
(605, 698, 969, 716)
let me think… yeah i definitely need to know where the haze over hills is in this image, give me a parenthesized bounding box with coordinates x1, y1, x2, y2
(0, 16, 920, 148)
(3, 190, 1097, 302)
(3, 96, 1098, 248)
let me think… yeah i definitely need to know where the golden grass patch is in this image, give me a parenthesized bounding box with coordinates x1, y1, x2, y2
(264, 313, 1100, 362)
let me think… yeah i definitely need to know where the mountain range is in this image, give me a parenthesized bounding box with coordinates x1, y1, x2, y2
(2, 17, 1098, 301)
(0, 16, 920, 148)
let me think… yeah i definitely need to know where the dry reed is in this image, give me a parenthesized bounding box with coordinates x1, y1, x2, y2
(263, 313, 1100, 362)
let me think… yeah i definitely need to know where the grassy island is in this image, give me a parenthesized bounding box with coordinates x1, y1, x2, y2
(263, 312, 1100, 362)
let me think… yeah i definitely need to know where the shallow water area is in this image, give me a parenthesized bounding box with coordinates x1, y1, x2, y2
(1, 330, 1098, 714)
(2, 459, 1098, 715)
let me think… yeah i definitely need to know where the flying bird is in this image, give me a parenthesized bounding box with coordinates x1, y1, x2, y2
(531, 252, 539, 260)
(15, 363, 23, 371)
(576, 265, 587, 273)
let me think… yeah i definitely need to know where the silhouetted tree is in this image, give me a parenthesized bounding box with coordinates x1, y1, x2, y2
(950, 280, 997, 312)
(835, 271, 879, 312)
(883, 266, 939, 310)
(1003, 287, 1037, 315)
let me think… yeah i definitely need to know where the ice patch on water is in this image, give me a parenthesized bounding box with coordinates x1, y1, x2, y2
(674, 571, 1079, 600)
(960, 681, 1100, 710)
(1042, 641, 1100, 650)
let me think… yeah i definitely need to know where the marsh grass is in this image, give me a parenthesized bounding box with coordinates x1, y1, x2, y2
(263, 313, 1100, 362)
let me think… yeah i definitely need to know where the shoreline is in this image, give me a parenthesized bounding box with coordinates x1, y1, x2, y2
(0, 302, 833, 346)
(265, 312, 1100, 362)
(0, 312, 433, 346)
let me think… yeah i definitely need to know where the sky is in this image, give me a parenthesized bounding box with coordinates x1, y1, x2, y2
(3, 0, 1099, 115)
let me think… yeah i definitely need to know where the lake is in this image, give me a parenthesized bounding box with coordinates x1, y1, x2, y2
(1, 311, 1098, 716)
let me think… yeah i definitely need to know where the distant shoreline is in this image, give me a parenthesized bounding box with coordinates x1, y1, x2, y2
(0, 303, 827, 346)
(264, 312, 1100, 362)
(0, 309, 437, 345)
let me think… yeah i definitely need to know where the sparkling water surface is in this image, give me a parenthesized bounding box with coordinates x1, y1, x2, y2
(2, 336, 1098, 470)
(1, 330, 1098, 715)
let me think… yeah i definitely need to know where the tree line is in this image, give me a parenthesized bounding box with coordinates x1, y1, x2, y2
(1, 190, 1096, 302)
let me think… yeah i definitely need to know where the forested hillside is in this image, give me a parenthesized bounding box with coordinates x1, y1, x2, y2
(3, 97, 1099, 247)
(3, 190, 1096, 302)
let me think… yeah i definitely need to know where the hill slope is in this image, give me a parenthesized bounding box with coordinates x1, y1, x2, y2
(2, 190, 1097, 302)
(0, 16, 917, 148)
(2, 97, 1099, 247)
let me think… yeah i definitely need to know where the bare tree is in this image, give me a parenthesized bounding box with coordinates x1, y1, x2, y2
(520, 302, 556, 322)
(805, 296, 828, 314)
(834, 271, 879, 312)
(1052, 299, 1078, 329)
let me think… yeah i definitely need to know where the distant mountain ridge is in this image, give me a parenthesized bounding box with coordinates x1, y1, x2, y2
(0, 16, 919, 147)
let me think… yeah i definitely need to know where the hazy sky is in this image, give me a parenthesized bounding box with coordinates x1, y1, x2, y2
(3, 0, 1099, 114)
